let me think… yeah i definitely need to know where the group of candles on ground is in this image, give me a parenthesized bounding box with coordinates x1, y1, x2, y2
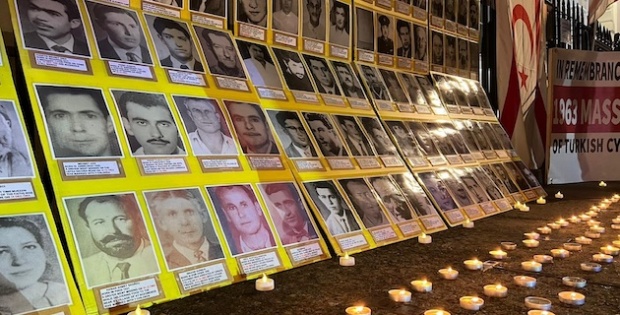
(334, 190, 620, 315)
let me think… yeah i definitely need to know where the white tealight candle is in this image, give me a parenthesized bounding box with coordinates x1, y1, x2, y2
(255, 273, 275, 291)
(514, 201, 523, 210)
(536, 197, 546, 204)
(580, 262, 602, 272)
(524, 232, 540, 240)
(613, 240, 620, 247)
(562, 276, 587, 288)
(590, 225, 605, 233)
(556, 218, 568, 227)
(410, 279, 432, 292)
(613, 218, 620, 224)
(463, 259, 483, 270)
(599, 181, 607, 187)
(489, 249, 507, 260)
(424, 310, 451, 315)
(612, 224, 620, 230)
(569, 215, 581, 223)
(524, 296, 552, 310)
(533, 255, 553, 264)
(388, 289, 412, 302)
(528, 311, 556, 315)
(522, 239, 540, 248)
(550, 248, 570, 258)
(513, 275, 536, 288)
(600, 245, 619, 256)
(339, 253, 355, 266)
(555, 192, 564, 199)
(579, 214, 591, 221)
(521, 261, 542, 272)
(575, 236, 592, 245)
(520, 205, 531, 212)
(592, 253, 613, 263)
(584, 230, 601, 239)
(128, 306, 150, 315)
(547, 222, 560, 230)
(438, 267, 459, 280)
(563, 242, 582, 251)
(558, 291, 585, 306)
(419, 233, 432, 244)
(537, 226, 551, 234)
(462, 220, 474, 228)
(587, 219, 601, 227)
(459, 296, 484, 311)
(483, 284, 507, 298)
(345, 306, 372, 315)
(501, 241, 517, 250)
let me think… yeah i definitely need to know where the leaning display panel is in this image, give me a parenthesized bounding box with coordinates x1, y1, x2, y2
(0, 28, 84, 315)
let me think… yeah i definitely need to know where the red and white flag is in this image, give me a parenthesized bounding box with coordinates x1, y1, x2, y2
(496, 0, 547, 170)
(589, 0, 618, 24)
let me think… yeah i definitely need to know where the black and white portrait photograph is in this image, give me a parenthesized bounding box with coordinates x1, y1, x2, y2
(438, 170, 474, 207)
(491, 123, 513, 150)
(424, 122, 457, 156)
(359, 65, 389, 101)
(445, 0, 456, 22)
(237, 0, 268, 27)
(334, 115, 374, 157)
(330, 60, 365, 99)
(469, 0, 479, 29)
(223, 100, 280, 155)
(206, 184, 276, 255)
(64, 193, 160, 288)
(440, 122, 470, 155)
(35, 85, 123, 159)
(303, 180, 360, 235)
(273, 0, 299, 34)
(396, 20, 412, 58)
(398, 73, 427, 105)
(445, 35, 457, 68)
(266, 110, 318, 158)
(418, 171, 459, 212)
(460, 173, 490, 204)
(392, 173, 437, 217)
(111, 90, 186, 156)
(482, 164, 517, 195)
(144, 0, 182, 8)
(413, 24, 428, 62)
(15, 0, 91, 56)
(0, 214, 71, 313)
(469, 121, 492, 151)
(430, 0, 444, 17)
(0, 101, 34, 178)
(355, 7, 374, 51)
(458, 38, 468, 70)
(339, 178, 390, 228)
(385, 120, 419, 157)
(433, 74, 458, 105)
(144, 15, 204, 72)
(378, 69, 409, 103)
(172, 96, 238, 156)
(86, 2, 153, 65)
(376, 14, 394, 55)
(302, 0, 326, 40)
(406, 121, 440, 156)
(368, 176, 414, 223)
(272, 47, 315, 92)
(504, 162, 531, 191)
(413, 0, 427, 10)
(144, 188, 224, 271)
(416, 75, 443, 108)
(194, 26, 246, 78)
(470, 41, 479, 71)
(303, 112, 348, 157)
(258, 182, 319, 245)
(190, 0, 226, 17)
(236, 40, 283, 88)
(480, 122, 503, 150)
(359, 117, 397, 156)
(431, 31, 444, 66)
(329, 1, 350, 47)
(490, 163, 520, 193)
(514, 160, 541, 188)
(471, 167, 505, 200)
(302, 54, 341, 95)
(457, 0, 468, 26)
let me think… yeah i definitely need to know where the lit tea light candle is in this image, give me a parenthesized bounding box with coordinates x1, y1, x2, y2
(514, 201, 524, 210)
(592, 253, 613, 263)
(562, 276, 587, 288)
(558, 291, 585, 306)
(584, 230, 601, 239)
(459, 296, 484, 311)
(128, 306, 150, 315)
(255, 273, 275, 291)
(590, 225, 605, 233)
(489, 249, 507, 260)
(600, 245, 619, 256)
(513, 275, 536, 288)
(527, 311, 556, 315)
(599, 203, 609, 210)
(599, 181, 607, 187)
(501, 241, 517, 250)
(419, 233, 432, 244)
(563, 243, 582, 251)
(411, 279, 432, 292)
(547, 222, 560, 230)
(575, 236, 592, 245)
(550, 248, 570, 258)
(524, 296, 552, 310)
(611, 224, 620, 230)
(521, 261, 542, 272)
(524, 232, 540, 240)
(438, 267, 459, 280)
(520, 204, 530, 212)
(556, 218, 568, 227)
(463, 259, 483, 270)
(580, 262, 602, 272)
(537, 226, 551, 234)
(483, 284, 507, 298)
(424, 310, 450, 315)
(462, 220, 474, 228)
(522, 239, 540, 248)
(579, 214, 591, 221)
(586, 219, 600, 227)
(345, 306, 372, 315)
(533, 255, 553, 264)
(569, 215, 581, 223)
(586, 210, 598, 217)
(554, 192, 564, 199)
(613, 240, 620, 247)
(536, 197, 546, 204)
(612, 193, 620, 201)
(339, 253, 355, 266)
(613, 217, 620, 224)
(388, 289, 412, 302)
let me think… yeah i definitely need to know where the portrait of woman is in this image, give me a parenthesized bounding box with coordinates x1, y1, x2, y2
(0, 215, 70, 314)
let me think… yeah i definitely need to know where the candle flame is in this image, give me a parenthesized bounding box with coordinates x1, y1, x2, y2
(344, 253, 349, 259)
(355, 306, 364, 313)
(421, 233, 427, 238)
(472, 297, 479, 303)
(437, 311, 444, 315)
(571, 292, 577, 299)
(261, 273, 267, 281)
(495, 284, 502, 289)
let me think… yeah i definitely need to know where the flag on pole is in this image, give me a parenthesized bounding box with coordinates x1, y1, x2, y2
(496, 0, 548, 170)
(589, 0, 618, 24)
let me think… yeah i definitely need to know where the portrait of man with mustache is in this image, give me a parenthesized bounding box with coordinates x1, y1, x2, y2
(224, 101, 279, 155)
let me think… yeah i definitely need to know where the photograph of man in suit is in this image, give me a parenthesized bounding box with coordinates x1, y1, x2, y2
(271, 111, 317, 158)
(303, 0, 326, 40)
(335, 115, 373, 157)
(237, 40, 282, 88)
(413, 24, 428, 61)
(67, 194, 159, 288)
(19, 0, 90, 56)
(407, 121, 440, 156)
(304, 113, 346, 157)
(329, 1, 349, 46)
(272, 48, 315, 92)
(376, 15, 394, 55)
(369, 176, 413, 222)
(386, 121, 419, 157)
(340, 178, 389, 228)
(458, 38, 468, 70)
(331, 61, 365, 99)
(150, 16, 204, 71)
(393, 173, 436, 217)
(303, 54, 341, 95)
(378, 69, 409, 103)
(224, 101, 279, 155)
(146, 189, 224, 270)
(261, 183, 318, 245)
(469, 0, 479, 28)
(398, 73, 426, 105)
(237, 0, 267, 27)
(272, 0, 298, 34)
(360, 117, 397, 156)
(209, 185, 275, 255)
(198, 27, 245, 78)
(461, 175, 490, 204)
(439, 170, 474, 207)
(306, 181, 360, 235)
(89, 3, 152, 64)
(419, 172, 459, 212)
(445, 35, 456, 68)
(190, 0, 225, 17)
(457, 0, 468, 25)
(360, 65, 389, 101)
(396, 20, 412, 58)
(432, 31, 444, 66)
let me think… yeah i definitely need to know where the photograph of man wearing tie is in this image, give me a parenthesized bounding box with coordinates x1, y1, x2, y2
(87, 3, 152, 64)
(18, 0, 91, 56)
(268, 110, 318, 158)
(190, 0, 225, 17)
(334, 115, 373, 157)
(302, 54, 341, 95)
(304, 180, 360, 236)
(146, 15, 204, 72)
